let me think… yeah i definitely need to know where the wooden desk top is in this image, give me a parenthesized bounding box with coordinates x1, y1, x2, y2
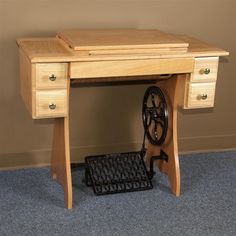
(17, 29, 229, 63)
(57, 29, 189, 50)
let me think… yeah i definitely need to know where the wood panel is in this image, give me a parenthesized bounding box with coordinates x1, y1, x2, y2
(179, 36, 229, 57)
(51, 117, 72, 209)
(19, 48, 33, 114)
(17, 38, 73, 61)
(17, 35, 228, 63)
(88, 47, 187, 56)
(36, 63, 68, 89)
(51, 78, 72, 209)
(57, 29, 189, 50)
(145, 75, 181, 196)
(70, 58, 194, 79)
(35, 90, 68, 118)
(191, 57, 219, 82)
(185, 82, 216, 108)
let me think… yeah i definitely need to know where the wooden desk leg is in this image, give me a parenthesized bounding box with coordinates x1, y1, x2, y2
(51, 117, 72, 209)
(146, 75, 182, 196)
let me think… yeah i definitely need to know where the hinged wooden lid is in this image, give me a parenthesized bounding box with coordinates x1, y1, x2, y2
(57, 29, 189, 51)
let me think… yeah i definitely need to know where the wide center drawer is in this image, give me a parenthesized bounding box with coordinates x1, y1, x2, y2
(70, 58, 194, 79)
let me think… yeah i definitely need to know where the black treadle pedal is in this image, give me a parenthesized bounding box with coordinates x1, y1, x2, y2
(85, 151, 153, 195)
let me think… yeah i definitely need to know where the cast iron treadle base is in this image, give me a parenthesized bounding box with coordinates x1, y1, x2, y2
(85, 152, 153, 195)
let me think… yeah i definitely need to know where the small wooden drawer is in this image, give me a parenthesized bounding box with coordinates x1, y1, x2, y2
(35, 90, 68, 118)
(35, 63, 68, 89)
(190, 57, 219, 82)
(185, 82, 216, 108)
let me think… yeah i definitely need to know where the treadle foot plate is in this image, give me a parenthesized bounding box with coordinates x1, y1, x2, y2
(85, 152, 153, 195)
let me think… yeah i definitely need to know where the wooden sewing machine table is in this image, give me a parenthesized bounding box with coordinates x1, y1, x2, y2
(17, 29, 228, 209)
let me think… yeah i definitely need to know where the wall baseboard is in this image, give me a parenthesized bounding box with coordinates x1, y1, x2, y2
(0, 134, 235, 170)
(178, 134, 236, 154)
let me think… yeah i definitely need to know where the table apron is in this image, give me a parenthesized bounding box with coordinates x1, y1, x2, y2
(70, 58, 194, 79)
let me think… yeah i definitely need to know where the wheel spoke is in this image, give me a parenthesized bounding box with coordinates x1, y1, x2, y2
(154, 122, 158, 141)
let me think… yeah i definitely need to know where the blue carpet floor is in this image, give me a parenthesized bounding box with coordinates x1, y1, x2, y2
(0, 151, 235, 236)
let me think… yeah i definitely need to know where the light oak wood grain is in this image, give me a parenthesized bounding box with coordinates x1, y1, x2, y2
(88, 47, 187, 56)
(51, 79, 72, 209)
(57, 29, 189, 50)
(185, 82, 216, 108)
(35, 90, 68, 118)
(36, 63, 68, 89)
(191, 57, 219, 82)
(70, 58, 194, 79)
(17, 38, 74, 61)
(17, 35, 228, 63)
(145, 75, 181, 196)
(19, 48, 33, 114)
(51, 117, 72, 209)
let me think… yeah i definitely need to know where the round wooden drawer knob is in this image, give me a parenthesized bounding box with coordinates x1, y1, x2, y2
(49, 103, 56, 110)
